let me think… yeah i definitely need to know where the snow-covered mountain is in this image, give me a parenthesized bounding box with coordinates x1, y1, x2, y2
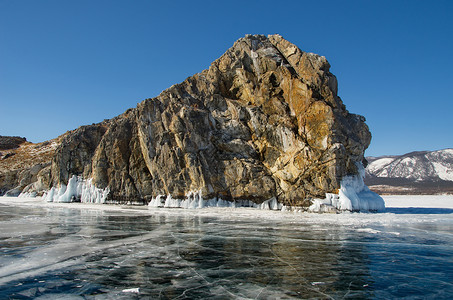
(365, 149, 453, 194)
(367, 149, 453, 181)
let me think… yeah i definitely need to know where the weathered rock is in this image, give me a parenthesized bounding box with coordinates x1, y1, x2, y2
(0, 136, 60, 196)
(0, 136, 27, 150)
(50, 122, 109, 186)
(2, 35, 372, 206)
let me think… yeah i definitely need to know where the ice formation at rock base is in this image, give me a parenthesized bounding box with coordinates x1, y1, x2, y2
(39, 175, 110, 204)
(147, 190, 284, 210)
(309, 164, 385, 212)
(24, 163, 385, 213)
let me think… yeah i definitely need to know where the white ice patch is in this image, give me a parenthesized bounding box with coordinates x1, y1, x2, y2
(122, 288, 140, 293)
(43, 175, 110, 204)
(382, 194, 453, 209)
(356, 228, 381, 234)
(257, 197, 284, 210)
(148, 191, 285, 211)
(58, 175, 78, 203)
(79, 178, 110, 204)
(308, 194, 339, 213)
(310, 163, 385, 212)
(18, 192, 37, 198)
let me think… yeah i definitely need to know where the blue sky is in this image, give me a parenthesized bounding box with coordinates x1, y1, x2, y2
(1, 0, 452, 157)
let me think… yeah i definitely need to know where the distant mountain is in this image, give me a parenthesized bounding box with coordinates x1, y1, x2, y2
(365, 149, 453, 194)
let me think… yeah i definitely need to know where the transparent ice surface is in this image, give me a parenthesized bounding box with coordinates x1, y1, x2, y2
(0, 197, 452, 299)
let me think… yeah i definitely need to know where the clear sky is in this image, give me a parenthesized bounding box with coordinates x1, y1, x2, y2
(1, 0, 452, 157)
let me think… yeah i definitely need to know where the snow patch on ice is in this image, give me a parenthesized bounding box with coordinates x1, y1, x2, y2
(382, 194, 453, 209)
(356, 228, 381, 234)
(122, 288, 140, 293)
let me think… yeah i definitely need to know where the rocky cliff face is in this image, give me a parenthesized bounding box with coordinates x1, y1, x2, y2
(0, 137, 59, 196)
(3, 35, 373, 206)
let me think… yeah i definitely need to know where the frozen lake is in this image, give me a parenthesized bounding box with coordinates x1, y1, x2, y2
(0, 196, 452, 299)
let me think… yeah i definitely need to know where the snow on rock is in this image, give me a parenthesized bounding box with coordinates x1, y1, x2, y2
(366, 157, 395, 174)
(431, 162, 453, 181)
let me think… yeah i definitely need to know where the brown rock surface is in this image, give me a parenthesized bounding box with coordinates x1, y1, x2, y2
(0, 138, 59, 196)
(1, 35, 372, 206)
(0, 136, 27, 150)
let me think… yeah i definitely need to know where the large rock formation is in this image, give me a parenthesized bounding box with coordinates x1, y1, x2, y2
(3, 34, 374, 207)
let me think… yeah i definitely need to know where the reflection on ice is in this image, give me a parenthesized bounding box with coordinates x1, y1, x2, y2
(0, 196, 452, 299)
